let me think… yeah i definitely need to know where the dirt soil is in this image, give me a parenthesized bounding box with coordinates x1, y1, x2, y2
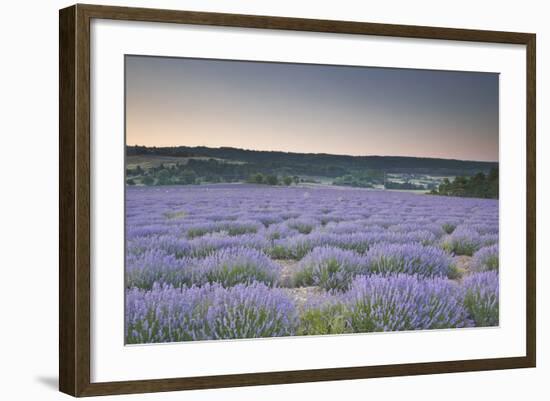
(276, 259, 324, 310)
(282, 287, 324, 311)
(277, 259, 300, 287)
(453, 255, 473, 281)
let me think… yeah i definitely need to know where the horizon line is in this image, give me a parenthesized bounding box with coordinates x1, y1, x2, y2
(126, 144, 499, 164)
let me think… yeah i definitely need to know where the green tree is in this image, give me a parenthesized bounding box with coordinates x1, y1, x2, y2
(283, 176, 293, 186)
(247, 173, 265, 184)
(157, 169, 171, 185)
(181, 169, 197, 185)
(142, 175, 154, 186)
(265, 175, 279, 185)
(431, 169, 498, 199)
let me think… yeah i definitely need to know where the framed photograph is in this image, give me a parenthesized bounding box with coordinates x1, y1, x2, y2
(59, 4, 536, 397)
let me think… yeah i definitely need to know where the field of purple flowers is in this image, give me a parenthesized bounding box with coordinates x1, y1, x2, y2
(125, 184, 499, 344)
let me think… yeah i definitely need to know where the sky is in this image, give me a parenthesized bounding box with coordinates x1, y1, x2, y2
(125, 55, 499, 162)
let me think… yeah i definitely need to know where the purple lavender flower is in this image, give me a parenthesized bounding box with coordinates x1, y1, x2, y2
(265, 222, 299, 240)
(324, 221, 367, 235)
(270, 230, 436, 260)
(462, 271, 499, 326)
(344, 274, 471, 331)
(365, 242, 454, 278)
(469, 223, 499, 236)
(389, 222, 445, 238)
(442, 226, 483, 256)
(472, 244, 499, 272)
(298, 293, 350, 335)
(126, 224, 171, 239)
(439, 218, 461, 234)
(285, 217, 320, 234)
(127, 235, 190, 259)
(250, 213, 283, 227)
(185, 220, 262, 238)
(125, 282, 298, 343)
(125, 185, 499, 341)
(480, 233, 499, 247)
(189, 247, 281, 287)
(185, 221, 220, 239)
(126, 249, 193, 289)
(292, 246, 368, 290)
(187, 232, 269, 258)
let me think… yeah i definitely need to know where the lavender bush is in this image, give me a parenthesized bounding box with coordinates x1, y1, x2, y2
(125, 185, 498, 343)
(189, 247, 281, 287)
(186, 220, 262, 238)
(472, 244, 499, 272)
(297, 295, 350, 335)
(462, 271, 499, 326)
(186, 233, 269, 258)
(126, 282, 298, 343)
(285, 217, 320, 234)
(126, 249, 192, 289)
(442, 226, 483, 256)
(292, 246, 368, 290)
(345, 274, 471, 331)
(365, 243, 454, 278)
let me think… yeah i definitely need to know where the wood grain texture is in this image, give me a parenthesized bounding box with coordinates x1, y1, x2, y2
(525, 35, 536, 367)
(59, 5, 76, 396)
(59, 3, 536, 397)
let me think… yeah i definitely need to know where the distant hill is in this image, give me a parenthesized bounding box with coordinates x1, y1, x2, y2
(127, 145, 497, 176)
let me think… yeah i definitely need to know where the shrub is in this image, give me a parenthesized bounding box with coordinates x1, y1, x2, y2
(365, 243, 454, 278)
(480, 233, 499, 247)
(286, 217, 320, 234)
(441, 222, 458, 234)
(265, 223, 298, 240)
(345, 274, 470, 332)
(324, 221, 365, 235)
(389, 222, 445, 238)
(190, 247, 281, 287)
(141, 175, 154, 185)
(292, 246, 367, 291)
(252, 213, 283, 227)
(186, 220, 261, 239)
(127, 235, 190, 258)
(268, 230, 439, 261)
(126, 224, 171, 239)
(265, 175, 279, 185)
(472, 244, 499, 272)
(267, 244, 293, 259)
(442, 226, 482, 256)
(469, 223, 499, 235)
(384, 230, 437, 246)
(270, 234, 318, 259)
(462, 271, 499, 326)
(298, 297, 350, 335)
(187, 233, 269, 258)
(126, 249, 192, 289)
(186, 222, 219, 239)
(223, 220, 263, 236)
(125, 282, 298, 343)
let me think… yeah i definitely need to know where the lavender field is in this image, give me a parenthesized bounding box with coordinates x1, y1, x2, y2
(125, 184, 499, 344)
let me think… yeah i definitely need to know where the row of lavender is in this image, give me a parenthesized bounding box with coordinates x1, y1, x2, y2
(125, 185, 499, 343)
(126, 243, 498, 292)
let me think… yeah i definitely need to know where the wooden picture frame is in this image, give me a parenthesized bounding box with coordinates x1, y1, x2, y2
(59, 3, 536, 397)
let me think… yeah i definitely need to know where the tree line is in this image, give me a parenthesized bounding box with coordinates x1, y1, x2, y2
(127, 145, 498, 176)
(429, 168, 498, 199)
